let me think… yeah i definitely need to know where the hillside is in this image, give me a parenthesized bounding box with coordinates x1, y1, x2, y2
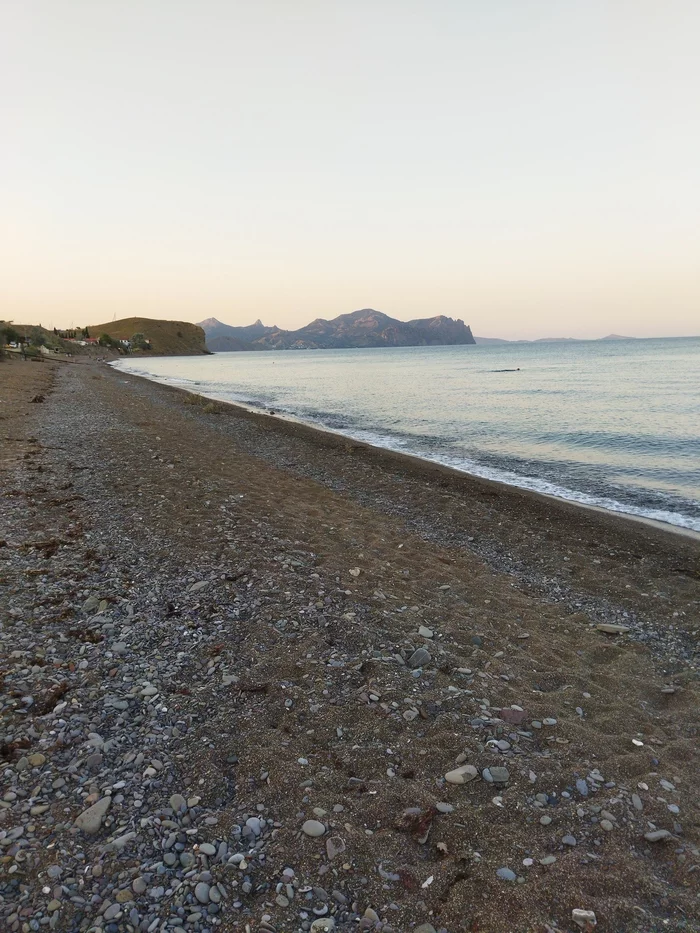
(4, 324, 79, 354)
(197, 309, 475, 351)
(89, 318, 208, 355)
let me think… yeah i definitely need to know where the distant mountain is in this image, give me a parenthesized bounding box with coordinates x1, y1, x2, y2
(196, 317, 277, 351)
(205, 335, 261, 352)
(197, 309, 475, 351)
(533, 337, 578, 343)
(476, 334, 639, 344)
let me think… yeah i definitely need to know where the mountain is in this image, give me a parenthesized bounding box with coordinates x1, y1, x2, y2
(533, 337, 578, 343)
(89, 318, 208, 355)
(197, 309, 475, 351)
(196, 318, 277, 352)
(476, 334, 639, 344)
(197, 318, 276, 342)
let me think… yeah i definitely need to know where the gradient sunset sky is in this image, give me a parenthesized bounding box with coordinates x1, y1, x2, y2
(3, 1, 699, 338)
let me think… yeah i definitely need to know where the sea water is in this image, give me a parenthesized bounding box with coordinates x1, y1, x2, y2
(113, 337, 700, 532)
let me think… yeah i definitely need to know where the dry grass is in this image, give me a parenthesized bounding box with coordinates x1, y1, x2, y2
(86, 317, 208, 355)
(182, 392, 221, 414)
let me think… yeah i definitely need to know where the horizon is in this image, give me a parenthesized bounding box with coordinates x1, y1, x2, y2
(12, 308, 700, 343)
(4, 2, 700, 339)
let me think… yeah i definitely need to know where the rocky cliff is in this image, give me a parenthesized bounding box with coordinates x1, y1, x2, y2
(198, 309, 475, 351)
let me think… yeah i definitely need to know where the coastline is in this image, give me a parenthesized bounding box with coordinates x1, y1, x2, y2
(110, 360, 700, 540)
(113, 361, 700, 546)
(1, 357, 698, 933)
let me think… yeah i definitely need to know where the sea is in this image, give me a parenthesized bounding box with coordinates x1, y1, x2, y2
(113, 337, 700, 533)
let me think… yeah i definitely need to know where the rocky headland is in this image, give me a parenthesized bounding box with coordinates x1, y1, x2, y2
(198, 310, 475, 352)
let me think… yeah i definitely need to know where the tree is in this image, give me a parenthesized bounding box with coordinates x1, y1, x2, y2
(2, 325, 21, 345)
(131, 332, 149, 350)
(99, 333, 117, 348)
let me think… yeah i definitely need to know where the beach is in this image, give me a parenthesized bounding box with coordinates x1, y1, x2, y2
(1, 357, 698, 933)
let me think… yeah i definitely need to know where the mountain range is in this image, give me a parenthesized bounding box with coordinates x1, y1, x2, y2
(473, 333, 637, 344)
(198, 309, 476, 351)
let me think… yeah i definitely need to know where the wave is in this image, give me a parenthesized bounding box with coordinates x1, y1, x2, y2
(301, 423, 700, 533)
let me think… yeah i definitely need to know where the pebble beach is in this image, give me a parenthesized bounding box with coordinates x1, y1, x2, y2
(1, 357, 698, 933)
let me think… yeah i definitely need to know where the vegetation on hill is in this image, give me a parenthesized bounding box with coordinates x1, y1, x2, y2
(86, 318, 208, 355)
(3, 318, 208, 359)
(1, 322, 76, 359)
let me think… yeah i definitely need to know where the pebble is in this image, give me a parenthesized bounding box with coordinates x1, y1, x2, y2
(445, 765, 478, 784)
(326, 835, 346, 859)
(496, 867, 517, 881)
(572, 908, 597, 928)
(311, 920, 336, 933)
(483, 766, 510, 784)
(408, 647, 431, 669)
(644, 829, 673, 842)
(74, 796, 111, 834)
(194, 882, 210, 904)
(302, 819, 327, 837)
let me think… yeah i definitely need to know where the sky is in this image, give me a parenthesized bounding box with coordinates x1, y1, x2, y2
(2, 1, 699, 339)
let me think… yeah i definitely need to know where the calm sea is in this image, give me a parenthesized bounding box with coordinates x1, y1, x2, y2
(114, 337, 700, 532)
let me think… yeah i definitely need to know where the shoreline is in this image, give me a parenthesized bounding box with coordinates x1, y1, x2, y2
(111, 361, 700, 544)
(2, 357, 698, 933)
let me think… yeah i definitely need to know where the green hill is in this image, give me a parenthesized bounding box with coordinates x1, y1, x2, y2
(88, 318, 208, 355)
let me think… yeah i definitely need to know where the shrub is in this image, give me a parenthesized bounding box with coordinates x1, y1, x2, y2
(2, 324, 21, 345)
(183, 393, 220, 414)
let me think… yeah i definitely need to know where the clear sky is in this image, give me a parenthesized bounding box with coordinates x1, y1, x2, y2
(3, 1, 699, 338)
